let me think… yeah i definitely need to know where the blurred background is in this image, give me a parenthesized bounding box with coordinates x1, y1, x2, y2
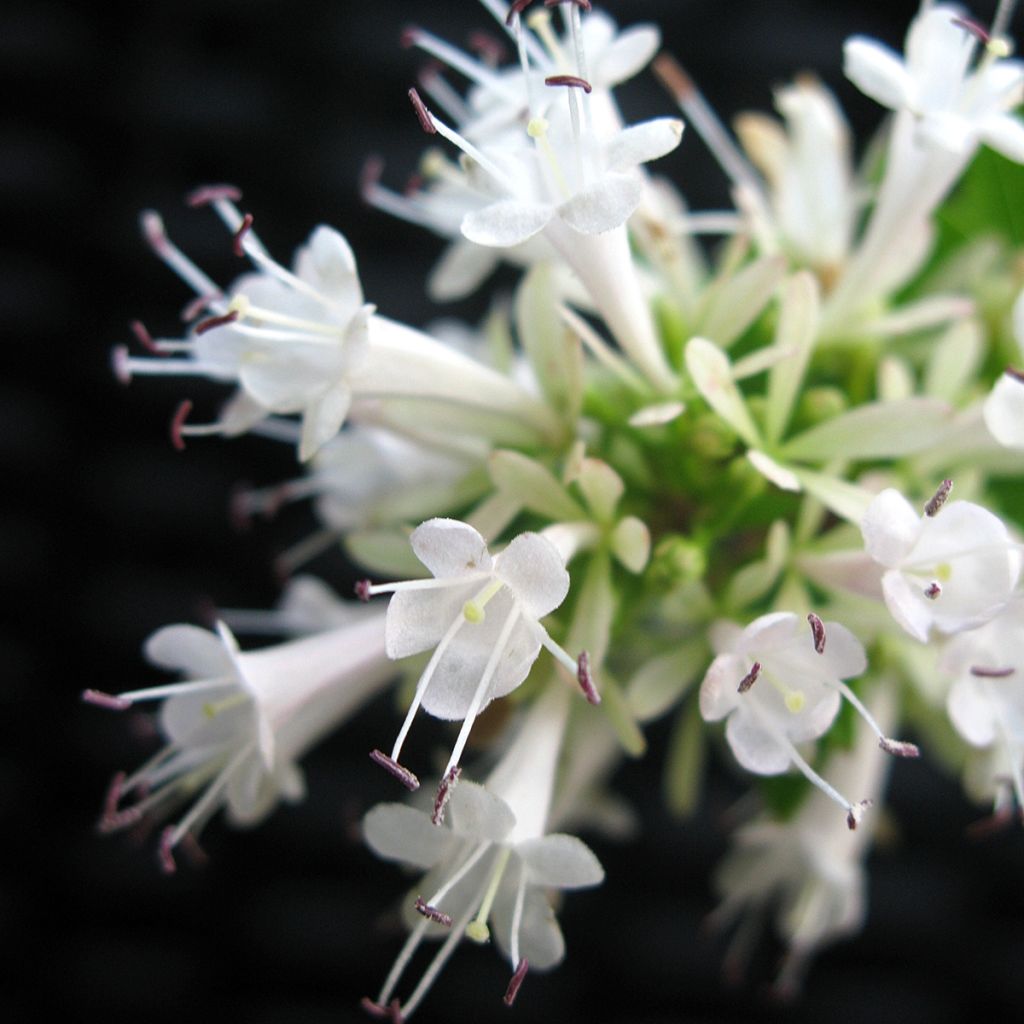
(6, 0, 1024, 1021)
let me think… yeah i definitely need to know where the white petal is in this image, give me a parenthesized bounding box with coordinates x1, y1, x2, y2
(492, 882, 565, 970)
(447, 781, 516, 842)
(518, 834, 604, 888)
(843, 37, 913, 110)
(725, 709, 793, 775)
(144, 624, 234, 677)
(410, 518, 492, 578)
(980, 113, 1024, 163)
(462, 200, 554, 247)
(603, 118, 684, 174)
(294, 225, 362, 312)
(493, 533, 569, 620)
(881, 569, 933, 642)
(860, 488, 921, 567)
(820, 620, 869, 680)
(593, 24, 660, 85)
(698, 653, 746, 722)
(362, 803, 453, 869)
(298, 383, 351, 462)
(984, 372, 1024, 449)
(557, 173, 642, 235)
(947, 680, 1000, 747)
(385, 582, 473, 660)
(224, 755, 279, 826)
(427, 240, 500, 301)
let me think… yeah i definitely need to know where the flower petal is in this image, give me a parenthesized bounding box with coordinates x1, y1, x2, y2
(604, 118, 683, 174)
(493, 533, 569, 620)
(462, 200, 554, 247)
(410, 518, 492, 578)
(725, 709, 794, 775)
(518, 834, 604, 888)
(843, 37, 913, 110)
(447, 781, 516, 842)
(557, 173, 642, 234)
(362, 803, 453, 869)
(294, 225, 363, 312)
(592, 23, 660, 85)
(861, 488, 921, 568)
(984, 372, 1024, 449)
(144, 624, 234, 677)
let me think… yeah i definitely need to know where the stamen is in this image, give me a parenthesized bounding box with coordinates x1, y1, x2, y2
(504, 959, 530, 1006)
(506, 0, 536, 26)
(408, 88, 438, 135)
(158, 826, 177, 873)
(186, 184, 243, 208)
(432, 765, 461, 826)
(82, 688, 133, 711)
(232, 213, 255, 258)
(98, 771, 130, 832)
(828, 677, 920, 759)
(359, 997, 404, 1023)
(924, 582, 942, 600)
(181, 294, 221, 321)
(737, 662, 761, 694)
(130, 319, 159, 353)
(468, 29, 508, 66)
(544, 73, 592, 93)
(971, 665, 1016, 678)
(879, 737, 921, 758)
(806, 613, 826, 654)
(414, 896, 453, 927)
(467, 846, 511, 942)
(194, 309, 240, 335)
(370, 749, 420, 792)
(577, 650, 601, 704)
(846, 799, 873, 831)
(170, 400, 194, 452)
(951, 15, 991, 44)
(925, 479, 953, 517)
(111, 345, 133, 385)
(355, 579, 372, 602)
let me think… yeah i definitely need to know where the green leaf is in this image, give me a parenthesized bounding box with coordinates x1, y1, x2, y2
(937, 145, 1024, 253)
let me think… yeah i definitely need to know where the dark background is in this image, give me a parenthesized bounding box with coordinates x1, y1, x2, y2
(6, 1, 1024, 1022)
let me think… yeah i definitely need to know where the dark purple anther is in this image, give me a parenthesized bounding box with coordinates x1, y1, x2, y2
(970, 665, 1016, 678)
(924, 582, 942, 600)
(194, 309, 240, 335)
(544, 74, 593, 93)
(82, 689, 133, 711)
(879, 737, 921, 758)
(170, 400, 194, 452)
(925, 479, 953, 517)
(414, 896, 453, 926)
(807, 612, 826, 654)
(232, 213, 254, 258)
(158, 827, 177, 874)
(186, 184, 243, 208)
(951, 15, 991, 44)
(737, 661, 761, 694)
(408, 88, 437, 135)
(370, 749, 421, 792)
(432, 765, 461, 825)
(577, 650, 600, 705)
(503, 958, 530, 1006)
(355, 579, 373, 603)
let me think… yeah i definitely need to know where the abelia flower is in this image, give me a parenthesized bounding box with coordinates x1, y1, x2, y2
(699, 611, 916, 827)
(362, 685, 603, 1019)
(860, 484, 1021, 642)
(83, 610, 393, 870)
(941, 596, 1024, 819)
(359, 518, 593, 798)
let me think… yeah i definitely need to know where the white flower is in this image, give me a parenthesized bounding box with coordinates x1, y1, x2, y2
(83, 609, 393, 870)
(860, 484, 1021, 642)
(983, 289, 1024, 448)
(941, 595, 1024, 818)
(360, 518, 592, 797)
(700, 611, 915, 827)
(115, 190, 560, 459)
(844, 6, 1024, 161)
(711, 686, 897, 995)
(362, 685, 603, 1019)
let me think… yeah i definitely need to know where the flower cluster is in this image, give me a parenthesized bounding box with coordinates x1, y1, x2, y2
(89, 0, 1024, 1015)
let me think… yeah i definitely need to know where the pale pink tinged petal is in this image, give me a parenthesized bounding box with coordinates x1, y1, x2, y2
(982, 374, 1024, 446)
(447, 781, 515, 842)
(557, 173, 642, 235)
(725, 710, 793, 775)
(298, 384, 351, 462)
(384, 584, 473, 659)
(362, 803, 454, 869)
(462, 200, 554, 247)
(881, 570, 932, 642)
(820, 621, 869, 679)
(593, 24, 660, 85)
(144, 624, 235, 677)
(518, 834, 605, 888)
(494, 533, 569, 620)
(860, 488, 921, 567)
(295, 225, 363, 311)
(947, 680, 1000, 747)
(699, 653, 748, 721)
(603, 118, 684, 174)
(411, 518, 493, 578)
(980, 113, 1024, 163)
(843, 38, 913, 110)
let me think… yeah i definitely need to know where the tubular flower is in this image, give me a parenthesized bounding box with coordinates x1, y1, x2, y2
(360, 518, 592, 797)
(860, 484, 1021, 642)
(362, 685, 603, 1020)
(83, 610, 393, 870)
(699, 611, 917, 827)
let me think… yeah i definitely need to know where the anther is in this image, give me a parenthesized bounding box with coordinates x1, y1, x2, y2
(170, 400, 194, 452)
(1006, 366, 1024, 384)
(111, 345, 132, 385)
(130, 319, 160, 353)
(181, 293, 219, 322)
(359, 997, 404, 1023)
(577, 650, 601, 704)
(414, 896, 453, 927)
(408, 88, 437, 135)
(370, 749, 420, 792)
(82, 689, 133, 711)
(925, 479, 953, 517)
(970, 665, 1016, 678)
(194, 309, 240, 335)
(879, 737, 921, 758)
(544, 74, 593, 93)
(355, 579, 373, 603)
(399, 25, 419, 49)
(158, 827, 177, 874)
(186, 184, 243, 208)
(846, 799, 872, 831)
(232, 213, 254, 258)
(506, 0, 536, 25)
(98, 804, 144, 835)
(467, 30, 507, 66)
(432, 765, 461, 825)
(807, 613, 826, 654)
(951, 15, 991, 44)
(503, 959, 530, 1006)
(737, 661, 761, 694)
(924, 582, 942, 600)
